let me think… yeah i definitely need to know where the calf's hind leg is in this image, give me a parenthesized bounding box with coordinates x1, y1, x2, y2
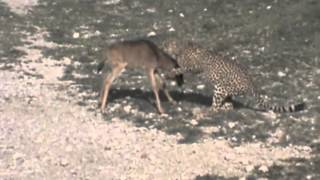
(147, 69, 165, 114)
(155, 72, 176, 105)
(100, 63, 126, 111)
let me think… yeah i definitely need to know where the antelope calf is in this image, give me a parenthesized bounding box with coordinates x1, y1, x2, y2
(97, 39, 183, 114)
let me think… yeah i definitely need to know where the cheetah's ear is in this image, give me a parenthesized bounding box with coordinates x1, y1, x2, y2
(186, 40, 198, 48)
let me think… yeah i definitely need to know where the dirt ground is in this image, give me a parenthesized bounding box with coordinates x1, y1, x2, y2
(1, 0, 320, 179)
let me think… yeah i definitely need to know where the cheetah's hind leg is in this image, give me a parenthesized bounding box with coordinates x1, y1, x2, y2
(193, 85, 234, 120)
(220, 102, 234, 112)
(194, 99, 234, 120)
(211, 86, 234, 113)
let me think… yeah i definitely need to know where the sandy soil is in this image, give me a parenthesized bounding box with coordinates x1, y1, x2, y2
(0, 0, 315, 179)
(0, 68, 311, 179)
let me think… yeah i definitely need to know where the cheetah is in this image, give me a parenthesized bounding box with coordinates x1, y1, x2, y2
(97, 39, 183, 114)
(163, 40, 305, 114)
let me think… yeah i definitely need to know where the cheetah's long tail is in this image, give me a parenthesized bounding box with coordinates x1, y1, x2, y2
(250, 96, 306, 113)
(97, 47, 111, 73)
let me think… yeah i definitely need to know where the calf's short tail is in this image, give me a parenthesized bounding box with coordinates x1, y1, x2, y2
(97, 61, 105, 73)
(175, 74, 184, 87)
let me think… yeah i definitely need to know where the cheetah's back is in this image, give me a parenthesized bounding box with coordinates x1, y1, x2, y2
(180, 46, 255, 96)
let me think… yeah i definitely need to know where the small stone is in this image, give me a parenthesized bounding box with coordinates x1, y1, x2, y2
(196, 84, 205, 90)
(300, 146, 312, 152)
(83, 33, 90, 39)
(147, 31, 156, 37)
(190, 119, 198, 126)
(277, 71, 286, 77)
(109, 103, 121, 112)
(170, 81, 176, 86)
(228, 122, 236, 129)
(245, 165, 255, 172)
(146, 113, 155, 118)
(179, 13, 184, 17)
(103, 0, 120, 5)
(74, 61, 81, 67)
(146, 8, 156, 13)
(266, 5, 272, 10)
(72, 32, 80, 38)
(252, 135, 256, 139)
(131, 108, 138, 115)
(306, 175, 313, 179)
(224, 154, 230, 161)
(60, 158, 69, 167)
(231, 136, 238, 142)
(111, 117, 120, 122)
(70, 169, 77, 176)
(259, 165, 269, 173)
(94, 30, 101, 36)
(160, 113, 169, 117)
(243, 50, 251, 54)
(62, 57, 72, 64)
(168, 27, 175, 32)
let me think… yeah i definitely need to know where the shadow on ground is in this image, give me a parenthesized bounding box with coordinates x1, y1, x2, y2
(0, 2, 34, 70)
